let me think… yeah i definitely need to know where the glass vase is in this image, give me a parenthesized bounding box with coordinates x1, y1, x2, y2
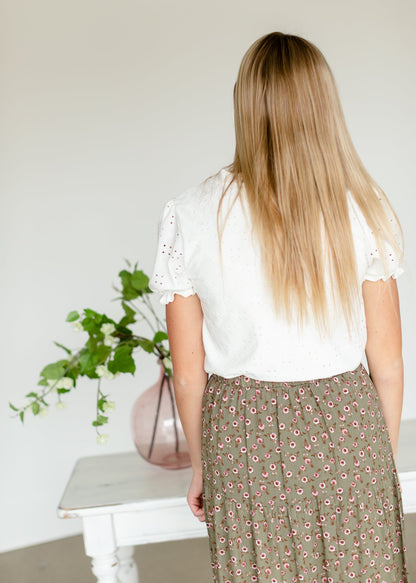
(130, 360, 191, 469)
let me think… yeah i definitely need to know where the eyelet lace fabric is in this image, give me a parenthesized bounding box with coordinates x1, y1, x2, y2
(358, 202, 404, 282)
(148, 170, 405, 381)
(149, 199, 196, 305)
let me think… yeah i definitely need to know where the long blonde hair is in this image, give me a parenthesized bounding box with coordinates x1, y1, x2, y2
(216, 32, 404, 337)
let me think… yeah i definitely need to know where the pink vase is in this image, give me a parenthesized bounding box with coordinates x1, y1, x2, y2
(130, 361, 191, 469)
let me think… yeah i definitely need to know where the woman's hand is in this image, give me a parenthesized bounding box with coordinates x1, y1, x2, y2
(187, 470, 205, 522)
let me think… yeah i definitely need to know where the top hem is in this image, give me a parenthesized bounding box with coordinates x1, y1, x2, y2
(206, 361, 365, 386)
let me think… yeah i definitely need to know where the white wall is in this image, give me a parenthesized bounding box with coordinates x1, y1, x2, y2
(1, 0, 415, 553)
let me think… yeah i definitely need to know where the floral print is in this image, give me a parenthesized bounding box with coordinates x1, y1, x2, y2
(201, 363, 409, 583)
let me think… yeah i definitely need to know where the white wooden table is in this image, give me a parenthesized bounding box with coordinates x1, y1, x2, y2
(57, 418, 416, 583)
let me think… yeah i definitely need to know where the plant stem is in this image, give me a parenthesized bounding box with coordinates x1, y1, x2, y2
(147, 368, 166, 460)
(14, 352, 82, 416)
(95, 378, 102, 434)
(126, 298, 158, 335)
(142, 294, 167, 332)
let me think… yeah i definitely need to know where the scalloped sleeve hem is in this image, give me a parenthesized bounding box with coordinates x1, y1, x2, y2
(362, 236, 405, 282)
(360, 200, 405, 283)
(363, 265, 404, 282)
(157, 288, 197, 305)
(148, 198, 197, 304)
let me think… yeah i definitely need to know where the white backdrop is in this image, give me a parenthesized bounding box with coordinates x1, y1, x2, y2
(1, 0, 415, 552)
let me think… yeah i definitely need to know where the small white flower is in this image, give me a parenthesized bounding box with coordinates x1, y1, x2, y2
(56, 377, 74, 389)
(55, 401, 67, 410)
(101, 323, 116, 336)
(39, 407, 49, 417)
(96, 365, 114, 380)
(96, 365, 106, 377)
(103, 335, 117, 347)
(163, 356, 172, 369)
(102, 400, 116, 413)
(71, 321, 84, 332)
(96, 433, 109, 445)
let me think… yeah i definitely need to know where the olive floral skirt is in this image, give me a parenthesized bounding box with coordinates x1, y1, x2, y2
(200, 363, 409, 583)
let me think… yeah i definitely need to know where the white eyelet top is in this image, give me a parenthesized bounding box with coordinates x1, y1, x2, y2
(149, 168, 404, 382)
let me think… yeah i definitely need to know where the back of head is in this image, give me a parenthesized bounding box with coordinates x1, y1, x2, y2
(233, 32, 343, 191)
(217, 32, 404, 337)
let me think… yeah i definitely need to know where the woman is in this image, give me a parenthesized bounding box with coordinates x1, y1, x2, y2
(149, 32, 408, 583)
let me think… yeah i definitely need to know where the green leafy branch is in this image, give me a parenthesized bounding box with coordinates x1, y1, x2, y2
(8, 259, 171, 445)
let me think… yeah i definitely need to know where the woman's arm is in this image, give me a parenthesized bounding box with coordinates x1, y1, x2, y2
(362, 277, 404, 461)
(165, 293, 208, 521)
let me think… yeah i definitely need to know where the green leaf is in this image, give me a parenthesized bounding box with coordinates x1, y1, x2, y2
(40, 361, 68, 380)
(137, 338, 154, 354)
(82, 310, 112, 337)
(97, 397, 107, 412)
(9, 402, 19, 412)
(81, 311, 117, 339)
(84, 309, 104, 322)
(54, 341, 72, 355)
(119, 301, 136, 327)
(116, 326, 133, 338)
(78, 349, 101, 378)
(95, 343, 112, 363)
(81, 316, 99, 334)
(85, 336, 99, 352)
(107, 345, 136, 374)
(32, 402, 40, 415)
(118, 270, 139, 300)
(38, 378, 48, 386)
(66, 366, 80, 383)
(131, 270, 149, 292)
(57, 388, 71, 394)
(19, 411, 24, 424)
(66, 310, 80, 322)
(92, 415, 108, 426)
(153, 331, 168, 344)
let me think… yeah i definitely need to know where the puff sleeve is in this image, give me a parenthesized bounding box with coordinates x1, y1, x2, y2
(148, 199, 196, 304)
(363, 223, 405, 282)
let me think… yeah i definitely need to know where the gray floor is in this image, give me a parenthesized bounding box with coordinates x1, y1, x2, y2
(1, 514, 415, 582)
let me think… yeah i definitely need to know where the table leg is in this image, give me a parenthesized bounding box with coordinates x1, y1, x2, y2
(83, 514, 121, 583)
(91, 552, 120, 583)
(117, 546, 139, 583)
